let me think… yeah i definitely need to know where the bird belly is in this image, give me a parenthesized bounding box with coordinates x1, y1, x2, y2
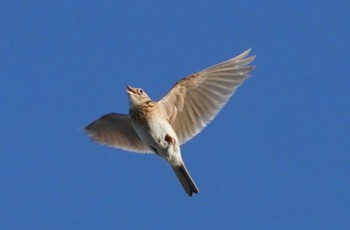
(132, 119, 181, 164)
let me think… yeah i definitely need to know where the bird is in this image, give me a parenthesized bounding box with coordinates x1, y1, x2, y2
(84, 49, 255, 196)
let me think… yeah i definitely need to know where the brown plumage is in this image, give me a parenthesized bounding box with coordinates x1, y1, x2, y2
(85, 49, 255, 196)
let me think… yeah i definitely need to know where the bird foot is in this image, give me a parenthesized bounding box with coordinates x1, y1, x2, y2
(165, 134, 176, 145)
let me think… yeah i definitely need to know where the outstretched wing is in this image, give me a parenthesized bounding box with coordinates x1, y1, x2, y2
(84, 113, 152, 153)
(159, 49, 255, 144)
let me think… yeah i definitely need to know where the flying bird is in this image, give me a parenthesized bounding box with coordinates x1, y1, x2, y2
(84, 49, 255, 196)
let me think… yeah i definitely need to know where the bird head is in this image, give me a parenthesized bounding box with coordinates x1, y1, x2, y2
(126, 85, 151, 108)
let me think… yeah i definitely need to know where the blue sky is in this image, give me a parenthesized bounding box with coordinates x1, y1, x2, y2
(1, 1, 349, 229)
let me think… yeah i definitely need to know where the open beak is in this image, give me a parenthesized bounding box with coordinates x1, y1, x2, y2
(126, 85, 137, 94)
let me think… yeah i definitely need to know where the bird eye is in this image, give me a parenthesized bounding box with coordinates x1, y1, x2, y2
(138, 89, 144, 94)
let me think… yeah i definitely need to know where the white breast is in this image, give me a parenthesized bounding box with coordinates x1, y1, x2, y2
(132, 118, 179, 157)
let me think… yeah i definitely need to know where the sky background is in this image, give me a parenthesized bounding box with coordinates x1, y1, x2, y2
(1, 1, 349, 229)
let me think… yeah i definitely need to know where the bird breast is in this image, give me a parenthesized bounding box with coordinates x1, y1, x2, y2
(129, 102, 156, 123)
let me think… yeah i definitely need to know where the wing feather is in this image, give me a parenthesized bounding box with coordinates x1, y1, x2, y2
(84, 113, 152, 153)
(159, 49, 255, 144)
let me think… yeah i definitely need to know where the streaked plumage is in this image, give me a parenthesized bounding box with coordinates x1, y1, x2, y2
(85, 49, 255, 196)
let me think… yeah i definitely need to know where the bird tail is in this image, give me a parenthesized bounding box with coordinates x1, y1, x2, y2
(172, 164, 199, 196)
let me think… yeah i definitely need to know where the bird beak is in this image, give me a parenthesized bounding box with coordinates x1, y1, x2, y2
(126, 85, 137, 94)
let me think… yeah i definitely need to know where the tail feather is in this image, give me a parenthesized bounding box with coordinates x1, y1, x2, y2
(172, 164, 199, 196)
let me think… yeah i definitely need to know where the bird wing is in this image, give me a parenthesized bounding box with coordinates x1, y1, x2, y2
(159, 49, 255, 144)
(84, 113, 152, 153)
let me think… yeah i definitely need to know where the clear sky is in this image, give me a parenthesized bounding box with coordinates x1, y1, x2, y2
(1, 1, 349, 229)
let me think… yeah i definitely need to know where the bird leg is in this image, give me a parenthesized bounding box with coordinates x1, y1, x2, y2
(165, 134, 176, 146)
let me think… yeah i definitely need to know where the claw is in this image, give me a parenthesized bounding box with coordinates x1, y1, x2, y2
(165, 134, 176, 145)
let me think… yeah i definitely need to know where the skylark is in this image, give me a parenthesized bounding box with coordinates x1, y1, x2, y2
(85, 49, 255, 196)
